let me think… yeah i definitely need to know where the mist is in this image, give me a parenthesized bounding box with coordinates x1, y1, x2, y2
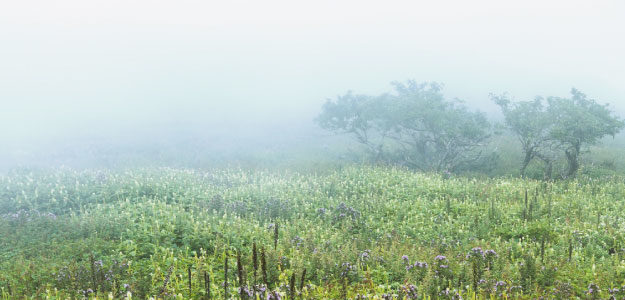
(2, 0, 624, 170)
(5, 2, 625, 297)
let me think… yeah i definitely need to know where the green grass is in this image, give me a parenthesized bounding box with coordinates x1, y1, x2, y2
(1, 166, 625, 299)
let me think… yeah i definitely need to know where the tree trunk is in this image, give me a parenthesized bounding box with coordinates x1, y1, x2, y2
(535, 153, 553, 181)
(543, 160, 553, 181)
(520, 150, 534, 178)
(565, 144, 580, 178)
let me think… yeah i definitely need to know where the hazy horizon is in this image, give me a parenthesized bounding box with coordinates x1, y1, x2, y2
(2, 0, 624, 169)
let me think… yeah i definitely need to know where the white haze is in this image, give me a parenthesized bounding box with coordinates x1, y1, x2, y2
(1, 0, 624, 169)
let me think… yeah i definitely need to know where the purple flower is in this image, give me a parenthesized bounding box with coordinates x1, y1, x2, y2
(403, 284, 419, 298)
(267, 291, 281, 300)
(467, 247, 485, 259)
(485, 249, 498, 257)
(239, 287, 254, 297)
(587, 283, 600, 295)
(291, 236, 303, 248)
(401, 255, 409, 262)
(434, 255, 447, 261)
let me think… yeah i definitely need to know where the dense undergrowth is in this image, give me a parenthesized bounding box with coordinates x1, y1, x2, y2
(1, 166, 625, 299)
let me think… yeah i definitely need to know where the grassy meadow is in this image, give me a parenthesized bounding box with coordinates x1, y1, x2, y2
(2, 166, 625, 299)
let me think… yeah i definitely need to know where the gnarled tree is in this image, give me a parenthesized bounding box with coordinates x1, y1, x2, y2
(493, 95, 555, 178)
(315, 92, 392, 161)
(386, 81, 491, 172)
(495, 89, 624, 179)
(547, 89, 624, 178)
(316, 81, 491, 172)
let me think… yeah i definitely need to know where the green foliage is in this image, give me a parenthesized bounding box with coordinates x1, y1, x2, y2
(317, 81, 491, 172)
(493, 95, 555, 178)
(316, 92, 391, 160)
(2, 167, 625, 299)
(547, 89, 625, 178)
(495, 89, 624, 179)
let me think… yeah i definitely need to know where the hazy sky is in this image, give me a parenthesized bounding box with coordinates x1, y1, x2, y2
(1, 0, 624, 143)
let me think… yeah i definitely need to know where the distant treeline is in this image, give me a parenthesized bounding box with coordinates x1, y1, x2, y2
(316, 80, 624, 179)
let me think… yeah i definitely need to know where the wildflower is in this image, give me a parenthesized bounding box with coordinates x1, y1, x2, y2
(403, 284, 419, 299)
(485, 249, 498, 257)
(239, 286, 254, 297)
(434, 255, 447, 261)
(467, 247, 484, 259)
(495, 281, 506, 290)
(586, 283, 600, 296)
(104, 269, 115, 281)
(340, 262, 355, 277)
(267, 291, 281, 300)
(291, 236, 304, 248)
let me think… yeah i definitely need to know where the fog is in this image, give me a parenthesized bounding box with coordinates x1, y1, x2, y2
(1, 0, 624, 170)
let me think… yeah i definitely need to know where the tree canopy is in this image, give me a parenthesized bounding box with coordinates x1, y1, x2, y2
(495, 89, 624, 179)
(317, 81, 491, 172)
(319, 82, 623, 179)
(493, 95, 555, 178)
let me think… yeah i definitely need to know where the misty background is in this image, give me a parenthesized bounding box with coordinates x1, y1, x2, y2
(1, 0, 624, 171)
